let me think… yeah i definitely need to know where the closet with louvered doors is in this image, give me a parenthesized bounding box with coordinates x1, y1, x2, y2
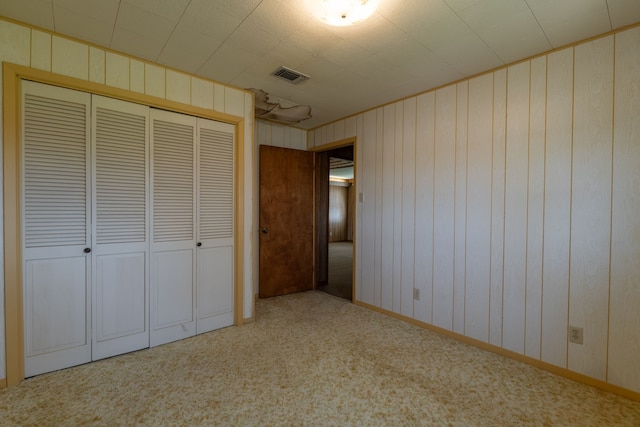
(21, 81, 235, 377)
(150, 109, 235, 347)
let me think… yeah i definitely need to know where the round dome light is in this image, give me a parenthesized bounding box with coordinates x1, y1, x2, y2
(309, 0, 381, 27)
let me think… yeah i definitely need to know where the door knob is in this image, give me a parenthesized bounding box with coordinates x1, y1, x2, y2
(83, 247, 91, 253)
(197, 242, 202, 247)
(261, 228, 269, 234)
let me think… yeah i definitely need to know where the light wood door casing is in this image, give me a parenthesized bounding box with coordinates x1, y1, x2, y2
(259, 145, 315, 298)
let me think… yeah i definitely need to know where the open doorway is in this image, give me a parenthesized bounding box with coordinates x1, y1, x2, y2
(314, 143, 355, 301)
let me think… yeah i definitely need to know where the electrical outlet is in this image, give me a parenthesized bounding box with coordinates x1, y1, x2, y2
(569, 326, 583, 344)
(413, 288, 420, 301)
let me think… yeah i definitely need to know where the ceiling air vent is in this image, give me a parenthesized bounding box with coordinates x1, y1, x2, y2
(272, 66, 310, 84)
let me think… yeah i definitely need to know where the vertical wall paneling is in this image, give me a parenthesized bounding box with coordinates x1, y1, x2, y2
(345, 116, 357, 137)
(381, 104, 396, 311)
(191, 78, 214, 111)
(31, 30, 51, 72)
(165, 70, 191, 105)
(413, 92, 435, 323)
(609, 26, 640, 393)
(0, 20, 30, 66)
(284, 128, 292, 149)
(89, 47, 105, 84)
(453, 82, 468, 334)
(129, 59, 144, 94)
(465, 74, 493, 342)
(525, 56, 547, 359)
(569, 36, 614, 380)
(359, 110, 377, 305)
(502, 61, 530, 354)
(490, 69, 507, 346)
(401, 98, 416, 317)
(272, 125, 285, 148)
(51, 36, 88, 80)
(393, 103, 404, 314)
(374, 108, 384, 306)
(334, 120, 345, 141)
(325, 123, 335, 143)
(432, 86, 456, 330)
(224, 88, 244, 117)
(213, 84, 225, 113)
(144, 64, 165, 99)
(541, 48, 573, 368)
(105, 52, 130, 90)
(305, 25, 640, 395)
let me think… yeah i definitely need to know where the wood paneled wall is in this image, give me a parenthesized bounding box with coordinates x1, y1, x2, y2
(309, 26, 640, 394)
(329, 183, 349, 242)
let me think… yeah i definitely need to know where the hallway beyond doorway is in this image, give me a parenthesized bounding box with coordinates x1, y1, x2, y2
(318, 241, 352, 300)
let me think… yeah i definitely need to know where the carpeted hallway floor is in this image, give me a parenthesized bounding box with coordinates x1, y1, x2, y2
(1, 291, 639, 426)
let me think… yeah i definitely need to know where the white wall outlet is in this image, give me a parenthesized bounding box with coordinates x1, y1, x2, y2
(569, 326, 583, 344)
(359, 192, 364, 202)
(413, 288, 420, 301)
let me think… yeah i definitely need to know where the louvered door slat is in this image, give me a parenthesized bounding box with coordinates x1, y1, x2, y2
(153, 119, 194, 242)
(24, 93, 88, 248)
(95, 107, 147, 244)
(199, 128, 233, 240)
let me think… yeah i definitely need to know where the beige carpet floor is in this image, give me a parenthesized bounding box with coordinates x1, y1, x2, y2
(1, 291, 639, 426)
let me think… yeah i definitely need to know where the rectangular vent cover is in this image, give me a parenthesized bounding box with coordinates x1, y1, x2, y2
(272, 66, 310, 84)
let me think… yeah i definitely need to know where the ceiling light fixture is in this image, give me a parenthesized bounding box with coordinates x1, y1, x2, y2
(308, 0, 381, 27)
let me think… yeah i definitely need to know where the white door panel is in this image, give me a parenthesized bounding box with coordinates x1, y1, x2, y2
(24, 256, 90, 377)
(150, 109, 197, 346)
(91, 95, 150, 361)
(196, 118, 235, 334)
(197, 244, 234, 334)
(150, 248, 196, 346)
(93, 251, 148, 360)
(22, 81, 92, 377)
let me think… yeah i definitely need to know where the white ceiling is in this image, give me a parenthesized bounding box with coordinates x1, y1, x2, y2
(2, 0, 639, 129)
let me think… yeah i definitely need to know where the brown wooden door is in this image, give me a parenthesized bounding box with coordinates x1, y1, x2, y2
(259, 145, 315, 298)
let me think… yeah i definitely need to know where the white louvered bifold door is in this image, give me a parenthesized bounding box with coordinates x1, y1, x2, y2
(22, 81, 92, 377)
(150, 109, 197, 347)
(196, 118, 235, 334)
(91, 95, 149, 360)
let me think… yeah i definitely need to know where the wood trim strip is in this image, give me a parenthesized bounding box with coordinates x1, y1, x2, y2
(235, 119, 245, 327)
(3, 62, 25, 386)
(354, 299, 640, 403)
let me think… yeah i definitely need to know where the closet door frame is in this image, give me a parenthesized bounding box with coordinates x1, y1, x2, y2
(2, 63, 247, 386)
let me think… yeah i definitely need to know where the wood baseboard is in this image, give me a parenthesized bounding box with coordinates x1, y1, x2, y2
(354, 300, 640, 403)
